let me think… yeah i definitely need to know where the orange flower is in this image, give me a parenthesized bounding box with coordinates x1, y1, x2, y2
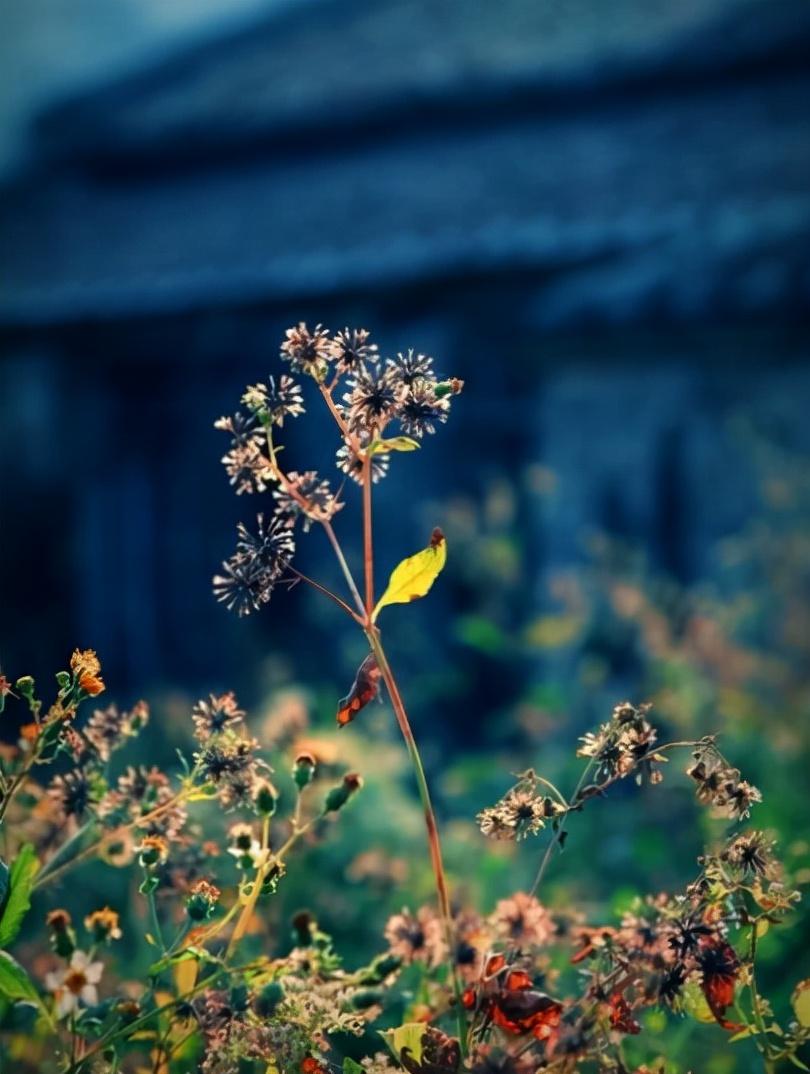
(78, 671, 106, 697)
(71, 649, 105, 696)
(71, 649, 100, 677)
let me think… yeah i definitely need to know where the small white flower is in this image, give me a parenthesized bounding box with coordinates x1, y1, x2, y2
(45, 950, 104, 1017)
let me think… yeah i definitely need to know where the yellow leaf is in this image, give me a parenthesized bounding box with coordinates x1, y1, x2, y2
(793, 979, 810, 1027)
(681, 980, 715, 1024)
(372, 529, 446, 621)
(174, 954, 198, 997)
(380, 1023, 427, 1065)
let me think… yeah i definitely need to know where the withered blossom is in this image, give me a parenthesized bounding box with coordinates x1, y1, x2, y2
(330, 327, 378, 372)
(280, 322, 332, 378)
(721, 830, 774, 877)
(343, 363, 401, 433)
(336, 438, 390, 484)
(390, 349, 435, 387)
(577, 701, 666, 784)
(398, 379, 450, 438)
(490, 892, 555, 948)
(242, 374, 305, 426)
(192, 692, 246, 741)
(48, 770, 93, 820)
(273, 470, 342, 530)
(384, 906, 447, 967)
(85, 700, 148, 760)
(687, 745, 761, 820)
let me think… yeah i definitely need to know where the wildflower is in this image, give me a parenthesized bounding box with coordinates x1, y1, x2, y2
(243, 375, 305, 426)
(330, 327, 378, 372)
(273, 471, 343, 530)
(99, 764, 186, 838)
(186, 879, 221, 921)
(477, 787, 554, 842)
(336, 438, 390, 484)
(237, 513, 295, 575)
(45, 951, 104, 1018)
(85, 701, 148, 760)
(215, 411, 262, 449)
(138, 834, 169, 867)
(577, 701, 666, 784)
(390, 349, 435, 387)
(213, 554, 272, 616)
(281, 322, 332, 379)
(195, 734, 269, 809)
(70, 649, 100, 679)
(84, 907, 122, 944)
(384, 906, 447, 967)
(221, 439, 274, 495)
(192, 692, 245, 740)
(721, 830, 774, 877)
(343, 363, 401, 433)
(687, 746, 761, 819)
(48, 770, 92, 820)
(398, 379, 450, 438)
(490, 892, 555, 947)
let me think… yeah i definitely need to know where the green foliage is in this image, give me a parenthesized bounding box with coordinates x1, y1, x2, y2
(0, 845, 38, 949)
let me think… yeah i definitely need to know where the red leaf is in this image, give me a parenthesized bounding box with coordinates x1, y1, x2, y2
(336, 653, 381, 726)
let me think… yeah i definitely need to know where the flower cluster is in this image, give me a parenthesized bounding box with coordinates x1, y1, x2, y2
(213, 324, 461, 614)
(477, 770, 564, 842)
(576, 700, 667, 786)
(687, 740, 763, 819)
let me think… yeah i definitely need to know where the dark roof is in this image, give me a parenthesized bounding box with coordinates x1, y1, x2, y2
(2, 0, 809, 327)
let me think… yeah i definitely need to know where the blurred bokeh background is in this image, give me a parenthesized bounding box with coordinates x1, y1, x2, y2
(1, 2, 809, 1069)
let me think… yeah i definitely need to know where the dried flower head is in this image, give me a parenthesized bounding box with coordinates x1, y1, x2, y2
(48, 770, 93, 820)
(490, 892, 555, 948)
(273, 471, 343, 530)
(192, 692, 246, 740)
(343, 363, 401, 434)
(84, 907, 122, 943)
(384, 906, 447, 967)
(330, 327, 378, 372)
(336, 438, 390, 484)
(281, 322, 332, 379)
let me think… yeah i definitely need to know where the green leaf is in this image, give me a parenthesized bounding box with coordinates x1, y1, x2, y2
(372, 529, 446, 622)
(148, 946, 211, 978)
(380, 1023, 427, 1065)
(343, 1061, 364, 1074)
(792, 979, 810, 1028)
(0, 859, 9, 911)
(368, 436, 420, 455)
(0, 845, 39, 948)
(0, 951, 40, 1004)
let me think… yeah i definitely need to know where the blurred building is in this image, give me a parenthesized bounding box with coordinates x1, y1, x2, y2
(1, 0, 809, 699)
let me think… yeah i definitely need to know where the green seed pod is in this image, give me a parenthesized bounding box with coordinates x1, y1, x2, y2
(293, 751, 317, 790)
(324, 772, 363, 813)
(253, 779, 279, 817)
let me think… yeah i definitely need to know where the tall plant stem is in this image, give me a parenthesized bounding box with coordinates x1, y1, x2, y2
(364, 626, 466, 1052)
(362, 456, 374, 613)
